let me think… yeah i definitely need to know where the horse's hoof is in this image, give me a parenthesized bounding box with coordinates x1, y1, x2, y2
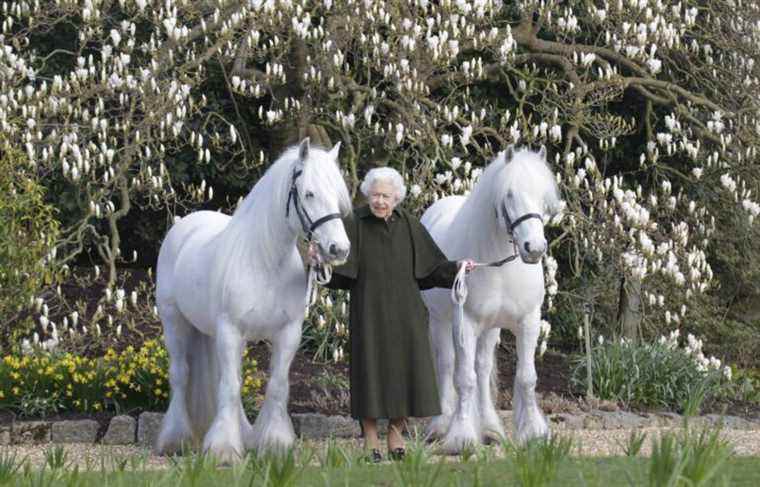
(254, 438, 294, 457)
(438, 429, 479, 455)
(481, 421, 507, 445)
(424, 427, 444, 444)
(425, 415, 451, 444)
(155, 440, 190, 457)
(437, 439, 476, 456)
(205, 445, 244, 465)
(515, 422, 551, 445)
(482, 430, 506, 445)
(155, 429, 194, 456)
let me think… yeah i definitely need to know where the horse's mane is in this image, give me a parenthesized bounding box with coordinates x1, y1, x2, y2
(456, 147, 560, 230)
(209, 144, 351, 312)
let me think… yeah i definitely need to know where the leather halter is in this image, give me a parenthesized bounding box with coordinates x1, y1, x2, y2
(501, 200, 543, 233)
(475, 201, 544, 268)
(286, 169, 342, 241)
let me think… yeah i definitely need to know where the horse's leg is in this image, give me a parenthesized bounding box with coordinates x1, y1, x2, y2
(249, 320, 301, 454)
(202, 316, 245, 463)
(237, 340, 255, 451)
(513, 310, 550, 444)
(439, 313, 480, 454)
(426, 314, 456, 441)
(155, 303, 194, 455)
(476, 327, 506, 443)
(238, 360, 256, 450)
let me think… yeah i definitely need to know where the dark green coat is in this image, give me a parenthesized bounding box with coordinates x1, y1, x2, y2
(327, 205, 458, 419)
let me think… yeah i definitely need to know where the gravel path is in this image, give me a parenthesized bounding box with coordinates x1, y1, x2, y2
(4, 426, 760, 470)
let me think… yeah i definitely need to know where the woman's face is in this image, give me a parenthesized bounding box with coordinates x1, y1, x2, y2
(368, 180, 397, 220)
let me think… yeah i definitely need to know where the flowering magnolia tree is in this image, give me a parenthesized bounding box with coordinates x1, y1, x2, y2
(2, 0, 760, 359)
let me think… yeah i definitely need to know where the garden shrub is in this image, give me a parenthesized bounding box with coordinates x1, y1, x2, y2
(0, 339, 263, 417)
(0, 143, 61, 350)
(571, 331, 730, 413)
(302, 289, 349, 363)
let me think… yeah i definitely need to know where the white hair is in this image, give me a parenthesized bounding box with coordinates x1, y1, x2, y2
(360, 167, 407, 204)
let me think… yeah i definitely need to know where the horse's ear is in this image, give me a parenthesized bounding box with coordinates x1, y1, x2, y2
(329, 141, 342, 159)
(538, 145, 547, 160)
(504, 144, 515, 163)
(298, 137, 311, 161)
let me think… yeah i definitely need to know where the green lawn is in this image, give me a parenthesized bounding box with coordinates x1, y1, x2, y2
(4, 456, 760, 486)
(3, 430, 758, 486)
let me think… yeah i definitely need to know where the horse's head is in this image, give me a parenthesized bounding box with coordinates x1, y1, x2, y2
(288, 138, 351, 265)
(496, 145, 560, 264)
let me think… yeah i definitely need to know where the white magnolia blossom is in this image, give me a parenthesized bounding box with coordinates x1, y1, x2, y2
(3, 0, 759, 357)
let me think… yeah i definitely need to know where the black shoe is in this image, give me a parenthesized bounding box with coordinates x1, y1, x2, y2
(389, 447, 406, 461)
(368, 448, 383, 463)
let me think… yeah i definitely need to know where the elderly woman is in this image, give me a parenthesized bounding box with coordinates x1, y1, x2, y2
(321, 167, 474, 462)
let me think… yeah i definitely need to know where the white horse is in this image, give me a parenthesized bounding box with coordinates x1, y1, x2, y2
(421, 146, 562, 453)
(154, 138, 351, 462)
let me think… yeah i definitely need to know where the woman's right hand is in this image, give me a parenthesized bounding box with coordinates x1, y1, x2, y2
(307, 242, 320, 265)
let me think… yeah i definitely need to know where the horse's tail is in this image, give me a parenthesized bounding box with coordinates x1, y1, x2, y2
(186, 326, 218, 442)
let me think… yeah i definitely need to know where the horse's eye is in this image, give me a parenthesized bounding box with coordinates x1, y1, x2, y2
(304, 190, 315, 199)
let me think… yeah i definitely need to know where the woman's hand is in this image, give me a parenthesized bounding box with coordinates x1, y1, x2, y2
(461, 259, 476, 273)
(307, 242, 321, 266)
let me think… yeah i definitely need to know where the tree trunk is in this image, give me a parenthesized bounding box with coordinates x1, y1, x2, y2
(618, 276, 642, 342)
(268, 39, 332, 155)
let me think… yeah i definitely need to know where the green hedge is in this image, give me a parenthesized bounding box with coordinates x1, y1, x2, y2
(0, 142, 61, 349)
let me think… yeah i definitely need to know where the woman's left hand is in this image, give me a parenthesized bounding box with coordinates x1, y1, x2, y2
(461, 259, 476, 273)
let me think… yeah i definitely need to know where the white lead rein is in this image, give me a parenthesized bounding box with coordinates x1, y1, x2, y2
(304, 241, 333, 315)
(451, 246, 520, 342)
(451, 262, 478, 344)
(451, 240, 520, 306)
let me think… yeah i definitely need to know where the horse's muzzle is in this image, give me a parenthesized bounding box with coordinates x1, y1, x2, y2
(322, 242, 349, 264)
(520, 240, 546, 264)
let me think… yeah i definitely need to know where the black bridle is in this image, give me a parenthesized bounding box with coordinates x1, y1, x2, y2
(501, 200, 543, 233)
(480, 201, 543, 267)
(286, 169, 342, 241)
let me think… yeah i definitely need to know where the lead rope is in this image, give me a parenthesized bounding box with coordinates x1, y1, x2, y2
(452, 262, 469, 344)
(304, 242, 333, 315)
(450, 240, 521, 338)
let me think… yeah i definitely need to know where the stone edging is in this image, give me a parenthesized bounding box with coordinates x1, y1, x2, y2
(1, 410, 758, 447)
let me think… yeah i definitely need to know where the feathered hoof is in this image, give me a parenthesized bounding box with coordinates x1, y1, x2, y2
(249, 428, 295, 457)
(437, 421, 480, 455)
(253, 438, 295, 459)
(480, 414, 507, 445)
(248, 408, 296, 456)
(203, 422, 245, 465)
(481, 427, 507, 446)
(155, 437, 192, 457)
(204, 441, 245, 465)
(155, 422, 194, 456)
(424, 415, 451, 444)
(514, 415, 551, 445)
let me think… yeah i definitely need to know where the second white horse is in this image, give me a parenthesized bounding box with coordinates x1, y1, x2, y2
(421, 146, 562, 453)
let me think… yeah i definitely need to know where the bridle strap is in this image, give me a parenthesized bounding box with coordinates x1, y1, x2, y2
(501, 200, 543, 232)
(481, 250, 519, 267)
(286, 169, 341, 240)
(452, 201, 545, 312)
(309, 212, 342, 233)
(470, 203, 543, 269)
(285, 170, 302, 218)
(509, 212, 543, 231)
